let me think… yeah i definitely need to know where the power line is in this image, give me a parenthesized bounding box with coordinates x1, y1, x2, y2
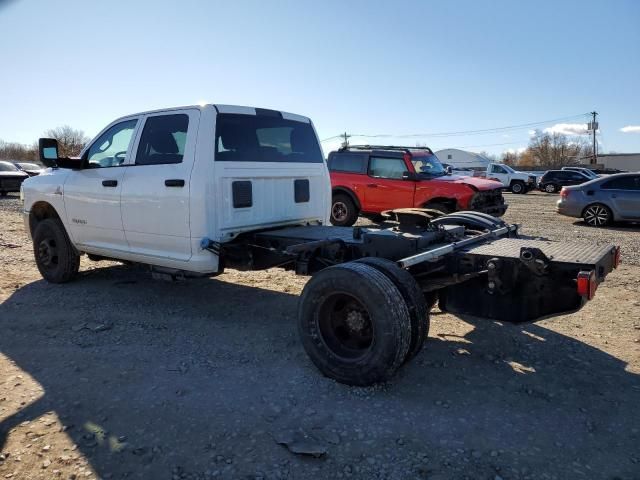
(320, 112, 590, 142)
(448, 141, 524, 149)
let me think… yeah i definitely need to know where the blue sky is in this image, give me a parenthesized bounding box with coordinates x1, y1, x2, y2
(1, 0, 639, 156)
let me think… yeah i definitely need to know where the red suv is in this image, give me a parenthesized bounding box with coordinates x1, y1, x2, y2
(328, 146, 507, 226)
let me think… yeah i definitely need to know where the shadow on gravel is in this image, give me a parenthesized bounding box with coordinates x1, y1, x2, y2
(1, 265, 639, 479)
(571, 220, 640, 231)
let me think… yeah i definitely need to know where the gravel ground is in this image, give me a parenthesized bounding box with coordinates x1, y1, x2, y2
(1, 192, 639, 480)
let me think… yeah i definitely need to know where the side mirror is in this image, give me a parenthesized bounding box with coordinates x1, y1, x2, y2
(38, 137, 84, 170)
(402, 171, 418, 181)
(38, 138, 59, 167)
(446, 166, 453, 175)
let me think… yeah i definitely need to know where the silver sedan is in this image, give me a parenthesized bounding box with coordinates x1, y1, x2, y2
(556, 173, 640, 226)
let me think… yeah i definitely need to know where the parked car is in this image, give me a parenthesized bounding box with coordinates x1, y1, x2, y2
(556, 173, 640, 226)
(328, 145, 507, 226)
(484, 163, 537, 194)
(561, 166, 599, 180)
(591, 167, 626, 175)
(0, 160, 29, 195)
(538, 169, 590, 193)
(14, 162, 44, 176)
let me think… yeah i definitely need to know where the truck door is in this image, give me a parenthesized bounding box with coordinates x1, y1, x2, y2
(213, 107, 330, 240)
(120, 109, 200, 261)
(63, 118, 139, 253)
(365, 156, 415, 211)
(487, 164, 508, 186)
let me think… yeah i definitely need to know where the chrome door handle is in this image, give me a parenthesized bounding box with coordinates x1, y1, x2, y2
(102, 180, 118, 187)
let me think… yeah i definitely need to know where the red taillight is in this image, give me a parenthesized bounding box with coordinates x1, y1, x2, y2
(613, 246, 621, 268)
(577, 270, 597, 300)
(560, 188, 569, 199)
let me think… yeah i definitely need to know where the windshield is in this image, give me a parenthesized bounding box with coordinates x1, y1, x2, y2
(411, 154, 446, 176)
(0, 161, 20, 172)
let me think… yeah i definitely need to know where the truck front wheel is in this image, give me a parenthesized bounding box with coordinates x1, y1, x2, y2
(330, 194, 359, 226)
(510, 181, 526, 194)
(32, 218, 80, 283)
(298, 262, 411, 386)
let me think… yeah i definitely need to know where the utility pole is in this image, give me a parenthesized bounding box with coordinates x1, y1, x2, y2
(588, 111, 598, 165)
(340, 131, 350, 148)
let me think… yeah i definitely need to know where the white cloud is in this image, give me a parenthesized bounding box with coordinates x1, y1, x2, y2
(528, 129, 537, 137)
(543, 123, 589, 136)
(620, 125, 640, 133)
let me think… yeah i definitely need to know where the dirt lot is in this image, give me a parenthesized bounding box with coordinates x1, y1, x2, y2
(1, 192, 639, 480)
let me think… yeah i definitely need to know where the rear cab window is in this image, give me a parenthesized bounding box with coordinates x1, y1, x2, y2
(215, 113, 323, 163)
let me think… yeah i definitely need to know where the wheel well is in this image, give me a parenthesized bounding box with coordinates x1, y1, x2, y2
(423, 197, 457, 211)
(332, 187, 361, 210)
(29, 202, 61, 236)
(509, 179, 525, 186)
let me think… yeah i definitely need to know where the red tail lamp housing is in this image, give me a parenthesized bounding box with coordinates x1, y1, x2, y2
(577, 270, 597, 300)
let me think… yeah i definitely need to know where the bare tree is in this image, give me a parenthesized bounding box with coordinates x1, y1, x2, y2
(501, 151, 519, 165)
(45, 126, 90, 157)
(527, 132, 587, 167)
(0, 140, 38, 161)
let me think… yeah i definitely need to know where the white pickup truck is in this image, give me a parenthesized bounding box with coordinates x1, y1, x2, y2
(485, 163, 537, 194)
(21, 104, 619, 386)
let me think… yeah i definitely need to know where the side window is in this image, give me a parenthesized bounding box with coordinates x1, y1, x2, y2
(135, 114, 189, 165)
(87, 119, 138, 168)
(368, 157, 407, 179)
(329, 153, 366, 173)
(601, 176, 640, 190)
(490, 165, 506, 174)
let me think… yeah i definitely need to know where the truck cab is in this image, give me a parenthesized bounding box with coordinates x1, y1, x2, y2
(485, 162, 537, 194)
(22, 105, 330, 276)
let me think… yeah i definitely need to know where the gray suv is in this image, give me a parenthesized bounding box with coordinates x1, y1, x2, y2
(556, 173, 640, 226)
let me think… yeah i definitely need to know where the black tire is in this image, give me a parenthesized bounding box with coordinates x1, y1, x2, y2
(298, 262, 411, 386)
(510, 181, 525, 194)
(424, 202, 452, 214)
(330, 193, 359, 226)
(356, 257, 429, 363)
(544, 183, 558, 194)
(32, 218, 80, 283)
(582, 203, 612, 227)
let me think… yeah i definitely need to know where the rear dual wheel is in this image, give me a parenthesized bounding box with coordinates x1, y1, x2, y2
(298, 260, 430, 386)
